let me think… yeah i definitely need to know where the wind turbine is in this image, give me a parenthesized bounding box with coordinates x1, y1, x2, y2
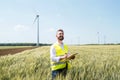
(33, 15, 39, 46)
(97, 32, 100, 44)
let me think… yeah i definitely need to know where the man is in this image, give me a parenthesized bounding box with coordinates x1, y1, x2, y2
(50, 29, 75, 80)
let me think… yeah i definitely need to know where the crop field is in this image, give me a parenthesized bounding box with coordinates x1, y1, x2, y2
(0, 46, 36, 56)
(0, 45, 120, 80)
(0, 46, 33, 49)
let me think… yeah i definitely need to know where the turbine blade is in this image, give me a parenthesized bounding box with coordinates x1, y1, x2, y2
(33, 15, 39, 24)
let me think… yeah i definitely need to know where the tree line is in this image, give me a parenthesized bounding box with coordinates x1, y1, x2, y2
(0, 43, 51, 46)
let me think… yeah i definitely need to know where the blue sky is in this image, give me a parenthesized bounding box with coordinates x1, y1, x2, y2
(0, 0, 120, 44)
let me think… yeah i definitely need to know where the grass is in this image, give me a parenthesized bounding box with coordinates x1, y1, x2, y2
(0, 45, 120, 80)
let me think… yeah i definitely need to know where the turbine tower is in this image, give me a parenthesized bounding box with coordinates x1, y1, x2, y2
(33, 15, 39, 46)
(97, 32, 100, 44)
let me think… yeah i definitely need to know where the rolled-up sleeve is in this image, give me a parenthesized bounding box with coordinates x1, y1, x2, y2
(50, 45, 60, 62)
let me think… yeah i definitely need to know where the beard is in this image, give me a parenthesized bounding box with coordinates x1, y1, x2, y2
(58, 36, 64, 41)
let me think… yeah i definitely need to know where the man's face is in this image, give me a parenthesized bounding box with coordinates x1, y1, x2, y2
(56, 31, 64, 41)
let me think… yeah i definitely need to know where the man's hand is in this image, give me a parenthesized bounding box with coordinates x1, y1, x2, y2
(60, 53, 68, 60)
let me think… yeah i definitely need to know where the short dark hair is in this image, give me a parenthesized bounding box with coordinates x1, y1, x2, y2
(57, 29, 64, 33)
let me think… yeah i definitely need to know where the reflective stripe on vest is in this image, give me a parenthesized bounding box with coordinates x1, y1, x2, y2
(51, 43, 70, 71)
(51, 62, 66, 66)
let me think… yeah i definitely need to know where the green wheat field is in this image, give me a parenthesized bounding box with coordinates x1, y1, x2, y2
(0, 45, 120, 80)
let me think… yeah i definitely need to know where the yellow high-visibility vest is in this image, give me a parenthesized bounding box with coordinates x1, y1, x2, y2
(51, 43, 71, 71)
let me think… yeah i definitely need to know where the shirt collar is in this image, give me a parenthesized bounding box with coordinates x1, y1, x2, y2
(56, 41, 64, 46)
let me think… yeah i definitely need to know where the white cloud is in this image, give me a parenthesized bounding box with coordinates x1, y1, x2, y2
(14, 24, 29, 31)
(48, 28, 55, 32)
